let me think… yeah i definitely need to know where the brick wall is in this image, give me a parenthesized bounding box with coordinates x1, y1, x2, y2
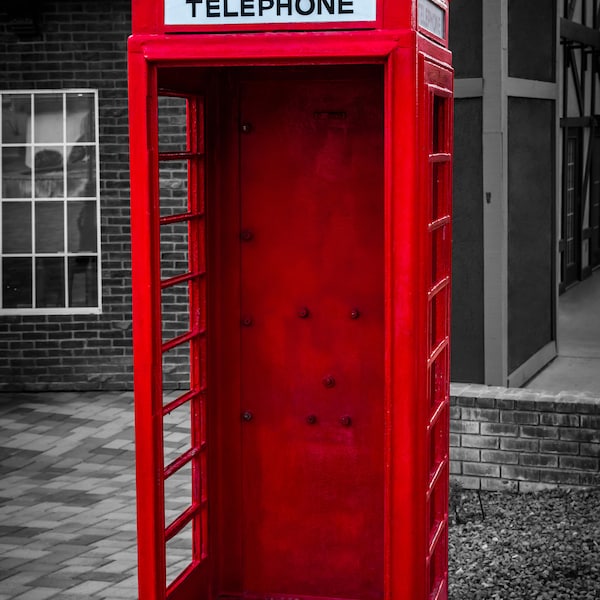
(0, 1, 133, 390)
(451, 383, 600, 491)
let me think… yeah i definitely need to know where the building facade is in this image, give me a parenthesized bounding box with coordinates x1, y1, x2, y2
(450, 0, 600, 387)
(0, 1, 133, 390)
(0, 1, 595, 391)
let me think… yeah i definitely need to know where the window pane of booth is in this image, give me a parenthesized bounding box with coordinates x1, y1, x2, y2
(160, 160, 189, 218)
(159, 96, 188, 154)
(160, 220, 190, 282)
(162, 339, 191, 391)
(166, 521, 193, 588)
(161, 281, 191, 345)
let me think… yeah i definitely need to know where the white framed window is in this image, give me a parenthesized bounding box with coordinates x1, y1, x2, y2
(1, 90, 101, 314)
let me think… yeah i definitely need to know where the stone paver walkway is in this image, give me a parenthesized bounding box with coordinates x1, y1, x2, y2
(0, 391, 139, 600)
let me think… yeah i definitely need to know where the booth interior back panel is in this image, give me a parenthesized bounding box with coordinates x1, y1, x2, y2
(451, 98, 484, 383)
(507, 97, 554, 374)
(508, 0, 556, 82)
(449, 0, 482, 79)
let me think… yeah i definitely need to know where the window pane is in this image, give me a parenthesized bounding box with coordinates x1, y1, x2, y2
(33, 148, 64, 198)
(2, 150, 30, 198)
(1, 90, 100, 313)
(35, 201, 64, 253)
(34, 95, 63, 143)
(2, 203, 31, 253)
(69, 256, 98, 307)
(158, 95, 187, 154)
(68, 201, 96, 252)
(2, 95, 31, 144)
(67, 147, 95, 197)
(36, 257, 65, 308)
(66, 93, 95, 143)
(3, 257, 32, 308)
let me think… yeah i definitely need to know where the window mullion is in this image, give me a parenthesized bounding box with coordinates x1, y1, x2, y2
(1, 89, 101, 314)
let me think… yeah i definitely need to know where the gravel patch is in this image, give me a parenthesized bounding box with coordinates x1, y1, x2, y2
(449, 488, 600, 599)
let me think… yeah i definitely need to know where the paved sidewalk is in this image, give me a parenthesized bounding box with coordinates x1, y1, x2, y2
(0, 391, 139, 600)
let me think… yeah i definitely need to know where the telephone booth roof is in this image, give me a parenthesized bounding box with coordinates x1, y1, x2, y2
(131, 0, 449, 46)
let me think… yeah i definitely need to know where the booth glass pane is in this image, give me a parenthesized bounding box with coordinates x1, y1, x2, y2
(160, 160, 189, 218)
(67, 201, 97, 252)
(36, 257, 65, 308)
(34, 95, 64, 143)
(35, 201, 64, 253)
(160, 220, 190, 282)
(68, 256, 98, 307)
(162, 339, 191, 391)
(431, 226, 449, 287)
(66, 93, 95, 143)
(3, 257, 32, 308)
(164, 462, 193, 525)
(166, 520, 193, 588)
(161, 281, 191, 345)
(429, 407, 447, 479)
(3, 203, 31, 253)
(158, 96, 188, 154)
(163, 400, 192, 465)
(429, 347, 448, 410)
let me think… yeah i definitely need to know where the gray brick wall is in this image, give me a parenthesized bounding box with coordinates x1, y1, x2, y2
(451, 384, 600, 491)
(0, 1, 133, 390)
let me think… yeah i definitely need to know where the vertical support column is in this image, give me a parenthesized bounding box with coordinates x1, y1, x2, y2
(482, 0, 508, 385)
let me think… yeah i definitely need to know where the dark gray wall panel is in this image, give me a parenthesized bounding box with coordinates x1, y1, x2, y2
(508, 97, 555, 373)
(449, 0, 482, 79)
(508, 0, 556, 82)
(451, 99, 484, 383)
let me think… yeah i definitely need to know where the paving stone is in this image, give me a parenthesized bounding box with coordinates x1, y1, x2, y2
(0, 392, 140, 600)
(12, 587, 59, 600)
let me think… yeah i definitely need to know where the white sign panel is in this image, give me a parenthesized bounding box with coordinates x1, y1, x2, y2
(418, 0, 445, 39)
(165, 0, 377, 25)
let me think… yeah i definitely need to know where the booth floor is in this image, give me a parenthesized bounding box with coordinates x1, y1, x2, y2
(525, 268, 600, 396)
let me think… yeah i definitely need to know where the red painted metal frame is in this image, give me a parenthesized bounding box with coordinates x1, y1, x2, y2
(128, 17, 452, 600)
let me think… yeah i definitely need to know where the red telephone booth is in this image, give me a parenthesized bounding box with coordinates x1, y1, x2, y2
(128, 1, 452, 599)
